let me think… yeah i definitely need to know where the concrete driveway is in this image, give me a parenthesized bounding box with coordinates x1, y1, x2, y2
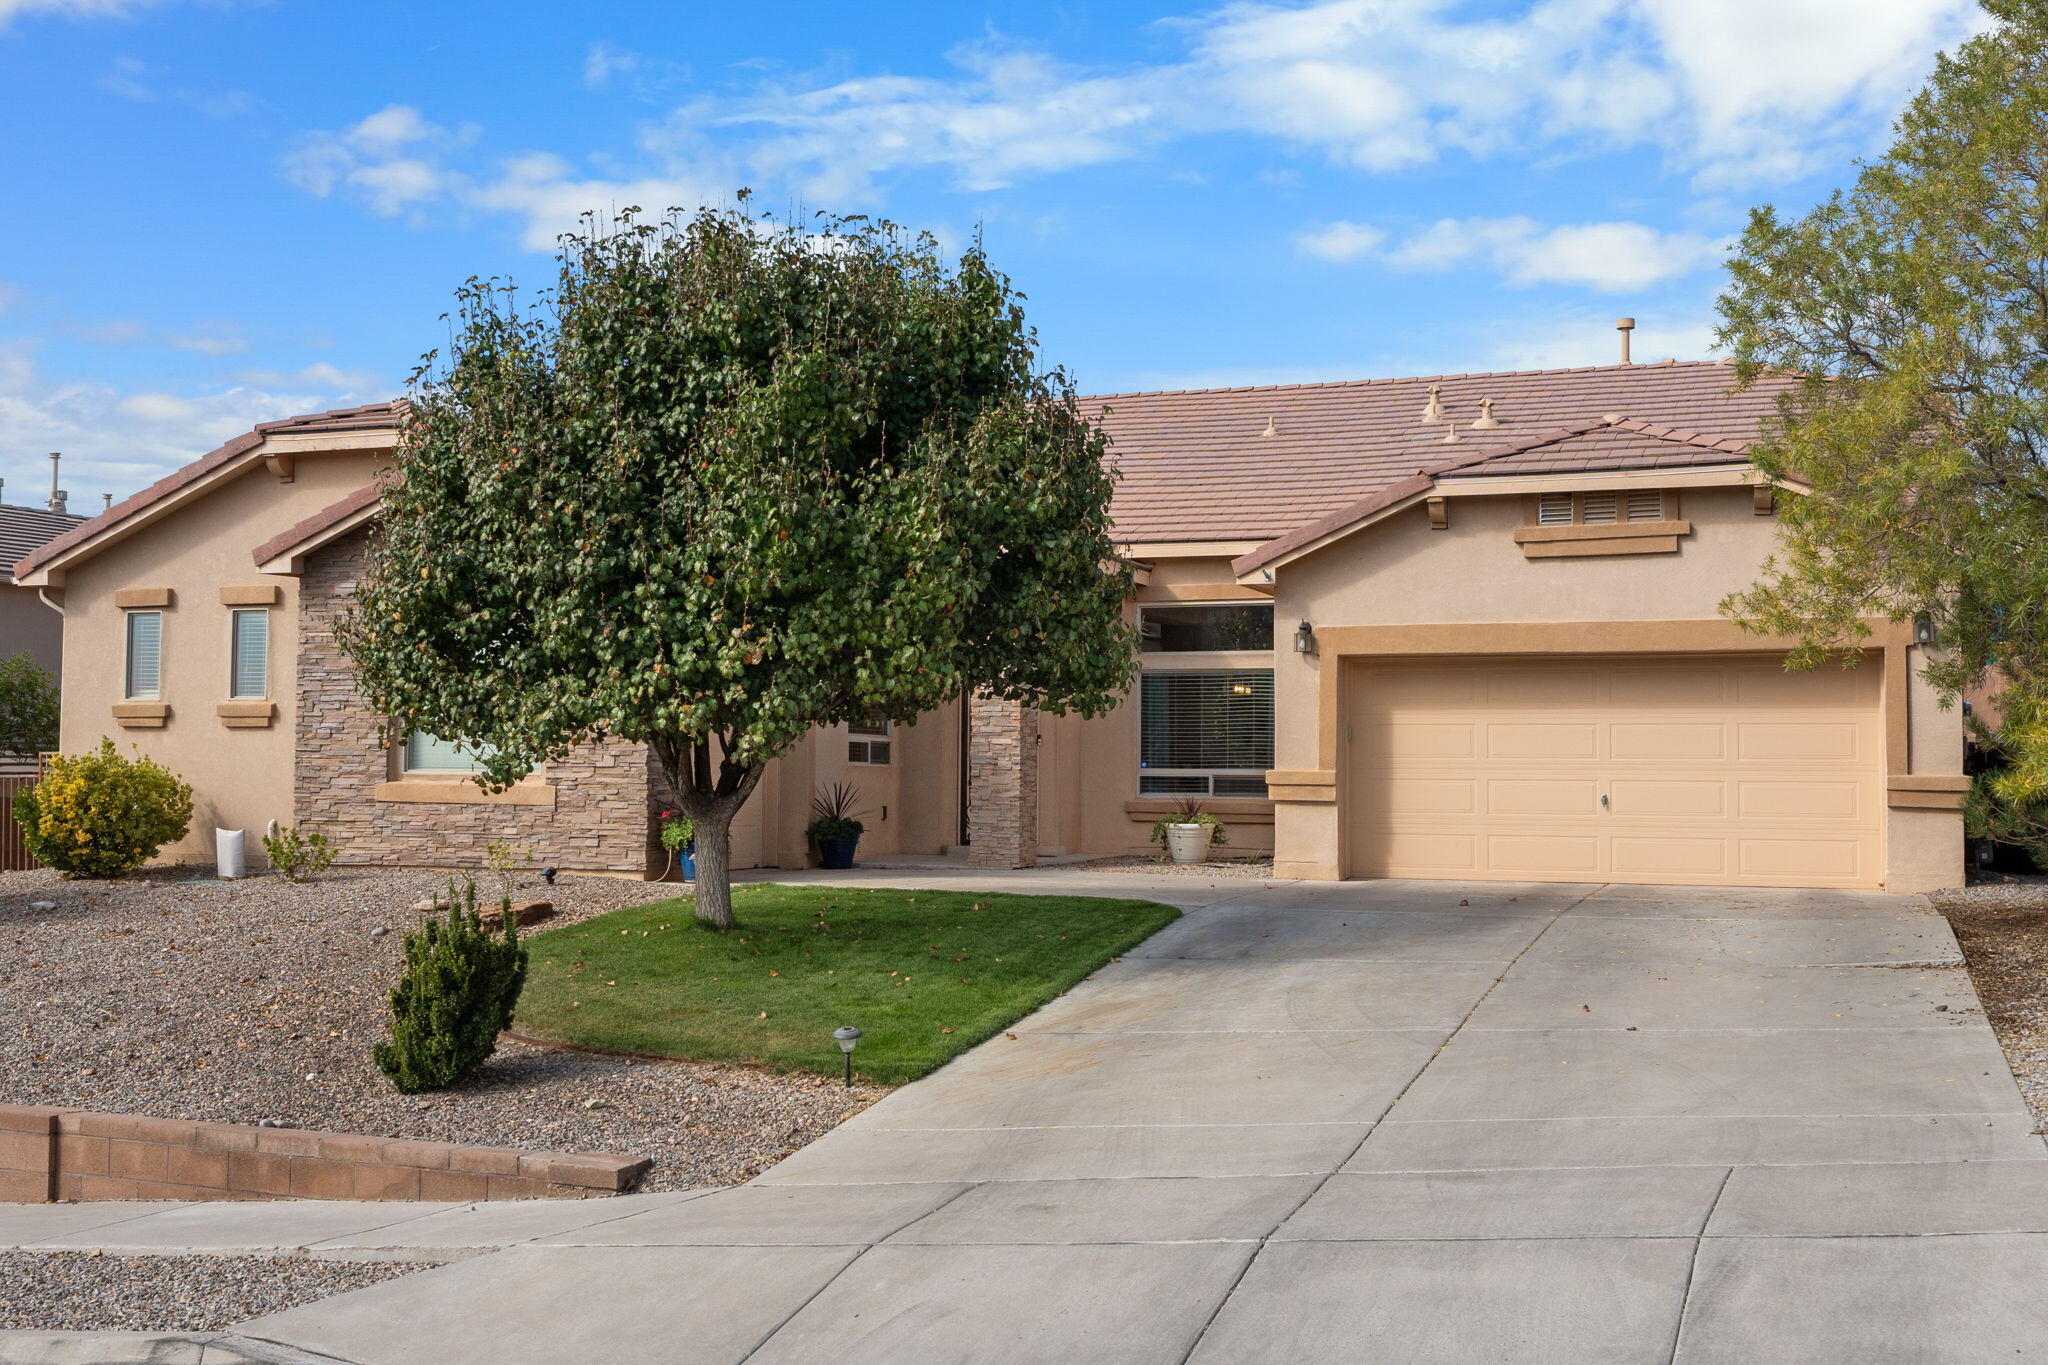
(11, 873, 2048, 1363)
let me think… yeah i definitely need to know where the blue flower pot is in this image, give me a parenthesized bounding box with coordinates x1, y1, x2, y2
(817, 835, 859, 870)
(677, 847, 696, 882)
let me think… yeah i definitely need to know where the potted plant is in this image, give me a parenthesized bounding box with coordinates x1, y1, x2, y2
(807, 782, 867, 870)
(657, 810, 696, 882)
(1150, 796, 1228, 865)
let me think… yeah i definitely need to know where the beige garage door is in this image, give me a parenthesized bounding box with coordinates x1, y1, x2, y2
(1348, 655, 1883, 888)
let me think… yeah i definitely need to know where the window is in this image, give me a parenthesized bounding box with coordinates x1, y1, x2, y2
(1139, 603, 1273, 653)
(125, 611, 162, 700)
(848, 719, 892, 765)
(1536, 490, 1668, 526)
(229, 609, 268, 699)
(1139, 670, 1274, 797)
(404, 732, 494, 773)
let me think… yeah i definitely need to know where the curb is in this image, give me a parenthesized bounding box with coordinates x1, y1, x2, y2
(0, 1331, 353, 1365)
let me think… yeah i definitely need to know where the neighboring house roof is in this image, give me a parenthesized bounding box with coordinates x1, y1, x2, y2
(0, 502, 87, 584)
(1088, 360, 1799, 545)
(1230, 416, 1758, 578)
(11, 402, 401, 583)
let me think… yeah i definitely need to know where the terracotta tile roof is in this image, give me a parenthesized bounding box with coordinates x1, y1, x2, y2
(1230, 415, 1760, 577)
(1088, 361, 1795, 544)
(0, 503, 87, 584)
(251, 481, 383, 567)
(11, 401, 400, 582)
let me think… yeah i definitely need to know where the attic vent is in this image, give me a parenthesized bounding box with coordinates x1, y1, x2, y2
(1536, 493, 1574, 526)
(1581, 491, 1620, 524)
(1625, 490, 1664, 522)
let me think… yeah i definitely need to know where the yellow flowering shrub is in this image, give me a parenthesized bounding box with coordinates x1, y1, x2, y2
(13, 738, 194, 878)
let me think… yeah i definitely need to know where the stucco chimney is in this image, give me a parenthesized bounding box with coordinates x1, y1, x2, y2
(1616, 318, 1635, 365)
(47, 452, 66, 514)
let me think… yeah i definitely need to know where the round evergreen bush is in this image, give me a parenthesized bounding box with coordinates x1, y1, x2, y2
(14, 739, 194, 878)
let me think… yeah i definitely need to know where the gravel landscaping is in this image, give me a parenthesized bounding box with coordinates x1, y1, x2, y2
(0, 867, 883, 1191)
(0, 1250, 437, 1331)
(1933, 874, 2048, 1134)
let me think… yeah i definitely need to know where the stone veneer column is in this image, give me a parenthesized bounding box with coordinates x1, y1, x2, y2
(966, 695, 1038, 868)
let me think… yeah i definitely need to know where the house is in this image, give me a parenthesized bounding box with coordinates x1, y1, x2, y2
(9, 353, 1969, 892)
(1, 476, 87, 679)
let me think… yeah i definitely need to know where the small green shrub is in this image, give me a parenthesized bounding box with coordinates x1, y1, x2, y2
(14, 739, 194, 878)
(374, 879, 529, 1094)
(804, 781, 867, 841)
(262, 824, 335, 883)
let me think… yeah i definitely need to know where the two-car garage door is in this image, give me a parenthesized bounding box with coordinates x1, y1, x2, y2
(1347, 655, 1883, 888)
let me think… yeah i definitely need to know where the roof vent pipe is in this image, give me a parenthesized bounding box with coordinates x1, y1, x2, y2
(47, 452, 66, 514)
(1616, 318, 1635, 365)
(1419, 384, 1445, 423)
(102, 493, 113, 511)
(1471, 397, 1500, 430)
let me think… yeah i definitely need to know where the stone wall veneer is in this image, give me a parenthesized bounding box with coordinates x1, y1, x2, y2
(966, 695, 1038, 868)
(294, 529, 660, 875)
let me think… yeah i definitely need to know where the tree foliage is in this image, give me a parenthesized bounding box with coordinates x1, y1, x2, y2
(340, 203, 1136, 926)
(1717, 0, 2048, 851)
(14, 739, 193, 878)
(0, 653, 58, 762)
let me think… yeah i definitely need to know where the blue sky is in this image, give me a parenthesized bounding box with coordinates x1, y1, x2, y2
(0, 0, 1988, 507)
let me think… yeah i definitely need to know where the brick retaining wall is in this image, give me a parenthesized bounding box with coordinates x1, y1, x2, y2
(0, 1104, 650, 1203)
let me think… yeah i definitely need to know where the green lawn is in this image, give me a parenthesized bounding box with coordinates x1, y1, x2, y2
(514, 884, 1180, 1086)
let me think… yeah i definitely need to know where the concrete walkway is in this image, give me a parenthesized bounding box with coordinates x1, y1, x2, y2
(8, 872, 2048, 1363)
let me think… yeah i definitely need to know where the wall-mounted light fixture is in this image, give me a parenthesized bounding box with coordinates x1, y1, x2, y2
(1294, 620, 1316, 655)
(1913, 614, 1937, 647)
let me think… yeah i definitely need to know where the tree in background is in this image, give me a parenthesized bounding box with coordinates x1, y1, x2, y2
(0, 653, 58, 763)
(341, 203, 1135, 928)
(1717, 1, 2048, 857)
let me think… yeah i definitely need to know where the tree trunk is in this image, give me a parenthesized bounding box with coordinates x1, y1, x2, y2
(650, 733, 762, 932)
(690, 804, 738, 929)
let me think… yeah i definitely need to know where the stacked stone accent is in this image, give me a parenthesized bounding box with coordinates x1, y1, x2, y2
(294, 529, 659, 875)
(966, 694, 1038, 868)
(0, 1103, 649, 1202)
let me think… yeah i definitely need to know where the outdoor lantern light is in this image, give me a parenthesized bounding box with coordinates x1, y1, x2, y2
(1914, 614, 1937, 647)
(833, 1026, 862, 1087)
(1294, 620, 1316, 654)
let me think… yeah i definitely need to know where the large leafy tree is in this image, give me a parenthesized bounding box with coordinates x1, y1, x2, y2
(341, 205, 1136, 927)
(1717, 0, 2048, 856)
(0, 653, 58, 762)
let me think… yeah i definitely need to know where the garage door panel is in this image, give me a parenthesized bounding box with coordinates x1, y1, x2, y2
(1611, 722, 1725, 761)
(1349, 655, 1883, 890)
(1488, 778, 1599, 816)
(1611, 837, 1729, 876)
(1608, 779, 1725, 819)
(1737, 722, 1865, 763)
(1487, 723, 1598, 760)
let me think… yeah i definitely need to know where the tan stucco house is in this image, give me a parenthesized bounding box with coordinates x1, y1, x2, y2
(9, 358, 1970, 892)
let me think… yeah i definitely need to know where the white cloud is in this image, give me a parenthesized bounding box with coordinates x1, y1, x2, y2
(72, 318, 148, 344)
(1381, 216, 1728, 291)
(0, 0, 169, 29)
(1292, 220, 1386, 263)
(237, 361, 385, 390)
(284, 105, 471, 216)
(0, 341, 370, 509)
(584, 41, 640, 90)
(167, 324, 247, 356)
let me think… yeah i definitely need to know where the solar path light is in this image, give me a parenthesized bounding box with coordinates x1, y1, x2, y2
(833, 1026, 862, 1087)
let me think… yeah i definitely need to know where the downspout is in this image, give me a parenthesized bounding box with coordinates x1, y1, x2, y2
(36, 588, 61, 617)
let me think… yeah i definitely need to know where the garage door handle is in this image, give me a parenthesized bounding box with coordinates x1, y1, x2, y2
(1600, 793, 1609, 808)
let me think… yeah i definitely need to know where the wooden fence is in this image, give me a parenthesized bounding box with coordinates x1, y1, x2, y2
(0, 774, 39, 871)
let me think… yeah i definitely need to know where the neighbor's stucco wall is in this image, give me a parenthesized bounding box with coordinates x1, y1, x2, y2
(0, 584, 63, 675)
(54, 453, 387, 864)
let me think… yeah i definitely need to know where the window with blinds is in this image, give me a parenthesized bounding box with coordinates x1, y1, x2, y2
(125, 611, 162, 700)
(230, 609, 268, 699)
(1139, 669, 1274, 797)
(848, 719, 892, 765)
(404, 732, 492, 773)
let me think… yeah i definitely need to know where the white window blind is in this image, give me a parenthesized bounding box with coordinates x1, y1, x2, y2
(1139, 669, 1274, 796)
(1536, 493, 1574, 525)
(405, 732, 491, 772)
(1625, 490, 1664, 522)
(125, 611, 161, 700)
(230, 609, 268, 699)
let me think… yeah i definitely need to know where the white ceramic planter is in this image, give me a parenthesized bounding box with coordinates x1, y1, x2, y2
(1166, 823, 1211, 865)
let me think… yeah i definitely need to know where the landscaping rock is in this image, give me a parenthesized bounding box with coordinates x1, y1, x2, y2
(479, 899, 556, 929)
